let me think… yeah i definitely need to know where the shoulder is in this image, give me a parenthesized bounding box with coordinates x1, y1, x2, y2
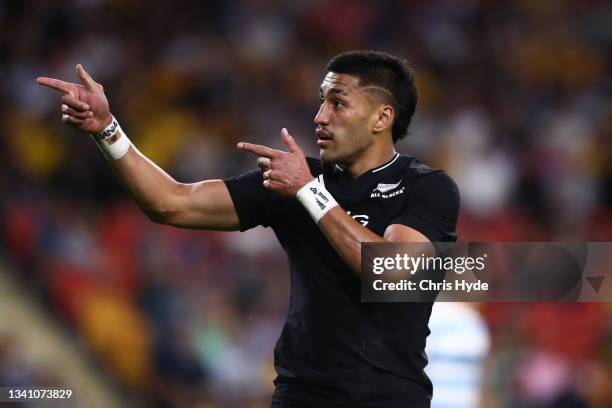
(390, 155, 460, 244)
(401, 155, 459, 194)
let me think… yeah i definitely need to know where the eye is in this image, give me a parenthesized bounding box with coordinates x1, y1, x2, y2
(334, 99, 344, 108)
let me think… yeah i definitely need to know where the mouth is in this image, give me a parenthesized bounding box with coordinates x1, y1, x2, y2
(316, 129, 332, 147)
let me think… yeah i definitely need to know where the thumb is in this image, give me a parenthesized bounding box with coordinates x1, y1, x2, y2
(76, 64, 97, 90)
(281, 128, 301, 154)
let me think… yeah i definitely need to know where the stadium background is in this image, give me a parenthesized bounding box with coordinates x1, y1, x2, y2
(1, 0, 611, 407)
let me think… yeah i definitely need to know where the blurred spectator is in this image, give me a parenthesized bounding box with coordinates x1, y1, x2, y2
(426, 302, 490, 408)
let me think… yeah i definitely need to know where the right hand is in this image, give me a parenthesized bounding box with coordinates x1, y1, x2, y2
(37, 64, 113, 134)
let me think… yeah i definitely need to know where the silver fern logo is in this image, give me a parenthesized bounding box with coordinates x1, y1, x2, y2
(371, 179, 405, 198)
(375, 179, 403, 193)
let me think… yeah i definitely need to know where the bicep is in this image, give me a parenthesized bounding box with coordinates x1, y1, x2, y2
(168, 179, 241, 230)
(384, 223, 431, 243)
(384, 224, 436, 257)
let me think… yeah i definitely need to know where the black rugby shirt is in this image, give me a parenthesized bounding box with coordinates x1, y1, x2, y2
(224, 153, 460, 408)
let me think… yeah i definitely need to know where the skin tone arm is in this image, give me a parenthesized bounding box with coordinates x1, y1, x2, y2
(239, 131, 434, 276)
(111, 147, 239, 230)
(37, 65, 432, 272)
(36, 65, 239, 230)
(318, 209, 432, 275)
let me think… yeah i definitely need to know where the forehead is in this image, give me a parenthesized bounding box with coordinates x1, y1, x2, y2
(319, 72, 362, 96)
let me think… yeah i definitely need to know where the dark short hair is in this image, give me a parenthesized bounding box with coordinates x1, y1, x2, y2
(325, 50, 417, 143)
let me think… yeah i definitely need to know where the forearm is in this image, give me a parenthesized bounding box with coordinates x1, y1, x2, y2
(317, 207, 386, 275)
(36, 67, 237, 229)
(92, 119, 238, 230)
(296, 180, 433, 277)
(295, 180, 384, 275)
(109, 144, 184, 222)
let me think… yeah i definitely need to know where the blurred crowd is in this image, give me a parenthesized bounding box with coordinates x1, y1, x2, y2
(1, 0, 612, 407)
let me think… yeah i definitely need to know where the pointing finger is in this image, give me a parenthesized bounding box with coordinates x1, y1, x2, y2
(76, 64, 97, 90)
(237, 142, 283, 159)
(281, 128, 302, 154)
(36, 77, 76, 94)
(61, 94, 90, 111)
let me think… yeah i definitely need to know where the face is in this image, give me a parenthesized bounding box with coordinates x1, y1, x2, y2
(314, 72, 382, 164)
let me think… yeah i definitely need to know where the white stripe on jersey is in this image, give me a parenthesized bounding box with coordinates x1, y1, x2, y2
(372, 153, 400, 173)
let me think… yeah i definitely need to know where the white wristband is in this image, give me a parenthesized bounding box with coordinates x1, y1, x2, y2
(296, 179, 339, 223)
(91, 117, 131, 161)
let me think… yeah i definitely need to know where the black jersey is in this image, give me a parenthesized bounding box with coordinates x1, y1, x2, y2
(224, 153, 460, 408)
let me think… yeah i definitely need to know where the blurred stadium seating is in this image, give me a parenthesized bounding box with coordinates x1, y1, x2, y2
(1, 0, 611, 407)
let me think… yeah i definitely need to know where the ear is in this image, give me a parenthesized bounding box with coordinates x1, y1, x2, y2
(372, 104, 395, 134)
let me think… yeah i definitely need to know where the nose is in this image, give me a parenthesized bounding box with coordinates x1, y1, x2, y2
(314, 102, 330, 127)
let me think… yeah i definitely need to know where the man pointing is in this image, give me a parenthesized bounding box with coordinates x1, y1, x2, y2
(38, 51, 459, 407)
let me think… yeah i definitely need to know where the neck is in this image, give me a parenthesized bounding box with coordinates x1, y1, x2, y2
(345, 142, 397, 179)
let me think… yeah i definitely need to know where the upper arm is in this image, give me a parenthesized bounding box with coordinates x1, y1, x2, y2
(384, 224, 431, 243)
(384, 224, 436, 257)
(223, 169, 273, 231)
(164, 179, 241, 230)
(164, 169, 272, 232)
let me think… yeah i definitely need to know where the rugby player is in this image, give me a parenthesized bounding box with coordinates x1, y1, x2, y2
(37, 51, 459, 407)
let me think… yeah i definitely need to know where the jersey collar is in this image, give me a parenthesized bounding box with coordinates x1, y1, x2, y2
(371, 152, 400, 174)
(332, 152, 401, 177)
(321, 153, 408, 207)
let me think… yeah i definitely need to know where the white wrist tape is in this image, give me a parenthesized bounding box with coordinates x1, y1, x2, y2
(296, 179, 339, 223)
(91, 117, 131, 161)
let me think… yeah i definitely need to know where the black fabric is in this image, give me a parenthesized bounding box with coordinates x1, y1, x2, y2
(225, 169, 272, 230)
(224, 154, 459, 407)
(271, 402, 311, 408)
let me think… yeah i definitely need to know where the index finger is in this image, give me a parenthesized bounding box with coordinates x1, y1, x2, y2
(281, 128, 302, 154)
(36, 77, 75, 94)
(237, 142, 283, 159)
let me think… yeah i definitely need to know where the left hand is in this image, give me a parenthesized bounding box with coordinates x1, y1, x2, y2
(37, 64, 113, 134)
(238, 128, 314, 197)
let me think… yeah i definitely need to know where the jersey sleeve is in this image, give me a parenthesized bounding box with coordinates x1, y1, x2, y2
(224, 170, 272, 231)
(391, 171, 460, 246)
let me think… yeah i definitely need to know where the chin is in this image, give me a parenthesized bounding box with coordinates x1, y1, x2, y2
(319, 149, 336, 163)
(320, 148, 351, 166)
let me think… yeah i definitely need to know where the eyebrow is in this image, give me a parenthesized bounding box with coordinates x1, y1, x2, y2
(320, 87, 350, 97)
